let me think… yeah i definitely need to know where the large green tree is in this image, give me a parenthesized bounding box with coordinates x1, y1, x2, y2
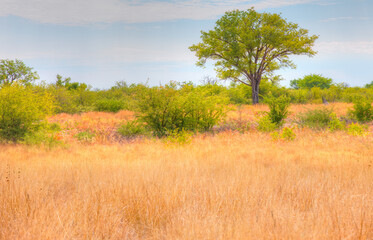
(290, 74, 333, 89)
(189, 8, 318, 104)
(0, 59, 39, 85)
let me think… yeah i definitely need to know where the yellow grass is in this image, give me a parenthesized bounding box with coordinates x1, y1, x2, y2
(227, 102, 352, 122)
(1, 104, 372, 239)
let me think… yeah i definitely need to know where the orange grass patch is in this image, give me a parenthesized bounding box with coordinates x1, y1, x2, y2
(48, 110, 135, 143)
(227, 102, 352, 122)
(0, 130, 372, 239)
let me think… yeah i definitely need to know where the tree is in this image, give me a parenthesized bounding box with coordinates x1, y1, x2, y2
(365, 81, 373, 88)
(290, 74, 333, 89)
(189, 8, 318, 104)
(0, 59, 39, 85)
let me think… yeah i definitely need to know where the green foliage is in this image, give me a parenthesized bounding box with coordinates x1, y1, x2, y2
(290, 74, 333, 89)
(266, 95, 290, 122)
(257, 115, 278, 132)
(264, 94, 291, 127)
(95, 98, 125, 113)
(117, 120, 149, 138)
(189, 8, 318, 104)
(287, 85, 373, 104)
(0, 84, 55, 142)
(348, 100, 373, 123)
(23, 122, 63, 148)
(136, 83, 229, 137)
(297, 108, 333, 130)
(55, 74, 88, 91)
(227, 83, 252, 105)
(0, 59, 39, 85)
(75, 130, 95, 143)
(365, 81, 373, 88)
(347, 123, 368, 136)
(50, 86, 79, 113)
(328, 113, 345, 131)
(271, 127, 296, 141)
(281, 127, 296, 141)
(254, 92, 291, 133)
(163, 129, 193, 146)
(50, 75, 96, 114)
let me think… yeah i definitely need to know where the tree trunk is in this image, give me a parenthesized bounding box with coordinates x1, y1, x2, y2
(251, 80, 260, 105)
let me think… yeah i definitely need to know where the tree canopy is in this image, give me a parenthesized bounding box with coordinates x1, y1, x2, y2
(189, 8, 318, 104)
(365, 81, 373, 88)
(0, 59, 39, 85)
(290, 74, 333, 89)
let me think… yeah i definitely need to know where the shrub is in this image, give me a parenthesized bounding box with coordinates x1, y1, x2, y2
(348, 100, 373, 123)
(257, 115, 278, 132)
(271, 127, 296, 141)
(163, 129, 193, 145)
(95, 98, 125, 113)
(281, 127, 296, 141)
(117, 120, 149, 138)
(297, 108, 333, 130)
(328, 113, 345, 131)
(136, 83, 229, 137)
(75, 130, 95, 143)
(0, 84, 55, 142)
(347, 123, 368, 136)
(50, 86, 79, 113)
(23, 122, 63, 148)
(264, 94, 291, 127)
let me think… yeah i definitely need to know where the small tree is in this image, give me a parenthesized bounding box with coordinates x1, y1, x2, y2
(365, 81, 373, 88)
(136, 83, 229, 137)
(290, 74, 333, 89)
(189, 8, 318, 104)
(0, 59, 39, 85)
(0, 84, 55, 142)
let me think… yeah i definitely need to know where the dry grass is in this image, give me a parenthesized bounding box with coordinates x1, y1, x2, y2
(1, 104, 373, 239)
(48, 110, 134, 143)
(227, 102, 352, 122)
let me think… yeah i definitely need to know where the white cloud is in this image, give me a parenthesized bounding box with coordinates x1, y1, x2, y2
(0, 0, 319, 25)
(316, 41, 373, 55)
(0, 40, 196, 67)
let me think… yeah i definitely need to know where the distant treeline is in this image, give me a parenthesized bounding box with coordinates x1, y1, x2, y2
(1, 74, 373, 115)
(1, 59, 373, 114)
(42, 75, 373, 114)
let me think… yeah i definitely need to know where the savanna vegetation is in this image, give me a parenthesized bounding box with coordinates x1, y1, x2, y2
(0, 8, 372, 240)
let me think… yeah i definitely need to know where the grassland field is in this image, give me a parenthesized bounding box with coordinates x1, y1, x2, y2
(0, 103, 372, 239)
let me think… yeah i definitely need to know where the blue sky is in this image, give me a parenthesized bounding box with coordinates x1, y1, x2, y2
(0, 0, 372, 88)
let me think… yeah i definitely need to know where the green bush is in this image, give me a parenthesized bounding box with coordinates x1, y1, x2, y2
(281, 127, 296, 141)
(75, 130, 95, 143)
(23, 122, 62, 148)
(328, 113, 345, 131)
(50, 86, 79, 113)
(117, 120, 149, 138)
(271, 127, 296, 141)
(163, 129, 193, 145)
(297, 108, 333, 130)
(264, 94, 291, 127)
(95, 98, 125, 113)
(136, 83, 229, 137)
(347, 123, 368, 136)
(348, 100, 373, 123)
(50, 76, 97, 114)
(0, 84, 55, 142)
(257, 115, 278, 132)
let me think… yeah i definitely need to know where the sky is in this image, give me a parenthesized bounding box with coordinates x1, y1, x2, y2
(0, 0, 372, 89)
